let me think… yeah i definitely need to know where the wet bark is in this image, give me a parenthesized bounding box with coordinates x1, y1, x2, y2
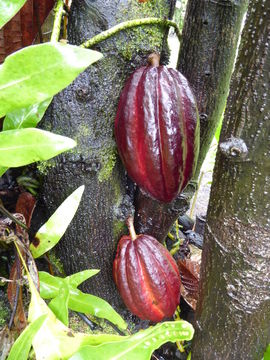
(37, 0, 174, 311)
(192, 1, 270, 359)
(134, 0, 248, 241)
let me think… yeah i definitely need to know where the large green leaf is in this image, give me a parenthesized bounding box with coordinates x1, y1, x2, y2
(0, 0, 27, 29)
(39, 271, 127, 330)
(0, 42, 103, 117)
(0, 167, 8, 177)
(15, 246, 121, 360)
(3, 98, 52, 131)
(70, 321, 194, 360)
(0, 128, 76, 167)
(30, 185, 85, 258)
(7, 315, 47, 360)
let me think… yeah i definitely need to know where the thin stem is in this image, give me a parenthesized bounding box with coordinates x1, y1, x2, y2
(8, 251, 21, 329)
(81, 18, 181, 49)
(0, 201, 28, 231)
(126, 217, 137, 241)
(51, 0, 64, 42)
(189, 171, 204, 219)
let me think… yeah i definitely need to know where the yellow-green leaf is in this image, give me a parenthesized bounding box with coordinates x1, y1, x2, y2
(0, 128, 76, 167)
(0, 42, 103, 117)
(30, 185, 85, 258)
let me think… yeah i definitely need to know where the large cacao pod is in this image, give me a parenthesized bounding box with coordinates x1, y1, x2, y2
(115, 53, 199, 203)
(113, 217, 181, 322)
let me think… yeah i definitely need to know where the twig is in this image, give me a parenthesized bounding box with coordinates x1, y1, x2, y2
(81, 17, 182, 49)
(51, 0, 65, 42)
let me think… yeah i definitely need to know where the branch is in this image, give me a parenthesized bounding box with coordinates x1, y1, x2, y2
(80, 17, 181, 49)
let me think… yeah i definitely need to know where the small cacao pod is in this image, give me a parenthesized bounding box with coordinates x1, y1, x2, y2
(113, 217, 181, 322)
(115, 53, 199, 203)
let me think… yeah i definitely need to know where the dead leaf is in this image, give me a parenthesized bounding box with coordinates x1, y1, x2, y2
(177, 245, 202, 310)
(0, 0, 55, 63)
(15, 192, 36, 229)
(7, 261, 27, 332)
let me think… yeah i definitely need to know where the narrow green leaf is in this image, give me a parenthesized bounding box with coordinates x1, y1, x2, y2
(48, 282, 70, 326)
(66, 269, 100, 288)
(0, 128, 76, 167)
(68, 288, 127, 330)
(0, 0, 27, 29)
(39, 271, 127, 330)
(3, 98, 52, 131)
(7, 315, 47, 360)
(30, 185, 85, 258)
(70, 321, 194, 360)
(0, 42, 103, 117)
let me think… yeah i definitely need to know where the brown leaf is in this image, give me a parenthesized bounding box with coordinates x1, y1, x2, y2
(20, 0, 34, 47)
(0, 0, 55, 62)
(7, 261, 27, 332)
(178, 259, 199, 297)
(177, 245, 202, 310)
(15, 192, 36, 229)
(3, 12, 23, 59)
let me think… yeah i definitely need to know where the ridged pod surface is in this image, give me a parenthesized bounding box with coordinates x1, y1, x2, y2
(113, 218, 181, 322)
(115, 54, 199, 203)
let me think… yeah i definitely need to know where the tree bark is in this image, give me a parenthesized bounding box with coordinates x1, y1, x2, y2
(192, 1, 270, 359)
(37, 0, 174, 311)
(134, 0, 248, 241)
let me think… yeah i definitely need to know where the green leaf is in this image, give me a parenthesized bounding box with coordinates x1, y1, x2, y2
(47, 270, 101, 327)
(70, 321, 194, 360)
(48, 281, 70, 326)
(264, 344, 270, 360)
(0, 0, 27, 29)
(67, 269, 100, 288)
(30, 185, 85, 258)
(39, 271, 127, 330)
(15, 246, 122, 360)
(0, 42, 103, 117)
(0, 167, 8, 177)
(3, 98, 52, 131)
(0, 128, 76, 167)
(38, 271, 60, 298)
(68, 289, 127, 330)
(7, 315, 47, 360)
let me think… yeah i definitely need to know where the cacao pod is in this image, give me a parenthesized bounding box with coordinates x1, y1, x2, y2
(113, 217, 181, 322)
(115, 53, 199, 203)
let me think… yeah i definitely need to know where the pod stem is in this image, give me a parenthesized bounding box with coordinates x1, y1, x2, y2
(81, 18, 182, 49)
(148, 53, 160, 67)
(126, 217, 137, 241)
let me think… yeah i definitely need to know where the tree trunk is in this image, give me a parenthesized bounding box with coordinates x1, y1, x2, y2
(134, 0, 248, 241)
(192, 1, 270, 359)
(37, 0, 174, 311)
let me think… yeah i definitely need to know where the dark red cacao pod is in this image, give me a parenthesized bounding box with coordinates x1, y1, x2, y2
(115, 53, 200, 203)
(113, 218, 181, 322)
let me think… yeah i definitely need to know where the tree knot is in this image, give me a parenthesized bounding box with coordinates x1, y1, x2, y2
(219, 136, 248, 160)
